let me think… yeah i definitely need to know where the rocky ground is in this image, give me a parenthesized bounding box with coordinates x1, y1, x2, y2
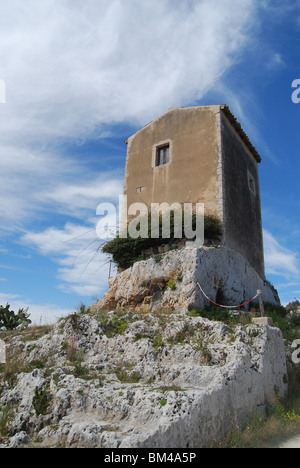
(0, 308, 287, 448)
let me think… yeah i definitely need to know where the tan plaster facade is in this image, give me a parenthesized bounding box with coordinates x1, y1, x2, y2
(124, 105, 222, 217)
(122, 105, 265, 279)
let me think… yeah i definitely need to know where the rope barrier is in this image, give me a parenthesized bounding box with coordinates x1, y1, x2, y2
(197, 282, 259, 309)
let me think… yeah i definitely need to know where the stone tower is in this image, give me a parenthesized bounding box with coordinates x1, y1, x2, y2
(123, 105, 265, 279)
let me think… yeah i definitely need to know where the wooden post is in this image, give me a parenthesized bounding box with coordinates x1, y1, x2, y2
(257, 290, 265, 317)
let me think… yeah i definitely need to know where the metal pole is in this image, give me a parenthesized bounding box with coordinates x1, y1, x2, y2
(108, 260, 112, 280)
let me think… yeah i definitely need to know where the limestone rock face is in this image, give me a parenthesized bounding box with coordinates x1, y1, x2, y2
(0, 312, 287, 448)
(94, 246, 279, 313)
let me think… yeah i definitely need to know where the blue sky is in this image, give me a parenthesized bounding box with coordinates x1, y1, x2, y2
(0, 0, 300, 323)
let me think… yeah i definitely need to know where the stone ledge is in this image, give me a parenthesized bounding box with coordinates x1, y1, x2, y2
(0, 338, 6, 364)
(97, 246, 280, 313)
(252, 317, 274, 326)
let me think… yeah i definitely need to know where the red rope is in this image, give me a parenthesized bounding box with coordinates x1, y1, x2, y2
(197, 282, 259, 309)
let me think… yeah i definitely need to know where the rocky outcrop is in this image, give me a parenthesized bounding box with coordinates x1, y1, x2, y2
(0, 311, 287, 448)
(94, 246, 280, 313)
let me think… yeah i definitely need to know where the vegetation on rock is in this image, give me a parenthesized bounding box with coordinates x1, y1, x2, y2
(102, 213, 222, 269)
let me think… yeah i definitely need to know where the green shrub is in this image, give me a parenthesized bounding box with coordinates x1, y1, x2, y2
(159, 399, 167, 407)
(249, 302, 299, 341)
(102, 236, 147, 270)
(33, 386, 51, 416)
(73, 362, 87, 377)
(167, 323, 195, 345)
(152, 335, 164, 350)
(102, 213, 222, 269)
(190, 303, 300, 341)
(31, 359, 46, 370)
(266, 311, 297, 341)
(0, 405, 14, 437)
(101, 316, 129, 338)
(166, 279, 177, 290)
(263, 302, 288, 319)
(76, 302, 91, 315)
(288, 312, 300, 328)
(115, 317, 129, 335)
(190, 307, 239, 324)
(203, 215, 223, 240)
(115, 369, 141, 383)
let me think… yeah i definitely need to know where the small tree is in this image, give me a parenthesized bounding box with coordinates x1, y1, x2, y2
(0, 303, 31, 331)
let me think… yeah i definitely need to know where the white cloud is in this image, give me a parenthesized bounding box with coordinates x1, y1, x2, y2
(0, 293, 72, 324)
(0, 0, 258, 142)
(267, 52, 285, 70)
(42, 176, 123, 214)
(21, 220, 117, 297)
(0, 145, 79, 224)
(0, 141, 123, 227)
(0, 293, 22, 303)
(263, 230, 299, 278)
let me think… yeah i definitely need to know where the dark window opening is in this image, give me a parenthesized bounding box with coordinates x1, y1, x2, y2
(156, 144, 170, 167)
(248, 172, 256, 194)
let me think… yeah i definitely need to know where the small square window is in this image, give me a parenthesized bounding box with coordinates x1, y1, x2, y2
(156, 144, 170, 167)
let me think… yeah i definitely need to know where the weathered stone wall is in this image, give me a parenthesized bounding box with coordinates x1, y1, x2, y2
(123, 106, 222, 217)
(220, 112, 265, 279)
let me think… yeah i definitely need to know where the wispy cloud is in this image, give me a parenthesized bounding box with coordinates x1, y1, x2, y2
(0, 292, 22, 303)
(0, 0, 258, 143)
(263, 229, 299, 278)
(0, 145, 79, 226)
(266, 52, 285, 71)
(0, 141, 123, 229)
(21, 220, 116, 297)
(42, 176, 123, 216)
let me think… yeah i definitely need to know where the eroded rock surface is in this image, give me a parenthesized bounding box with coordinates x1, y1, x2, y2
(94, 247, 279, 313)
(0, 311, 287, 448)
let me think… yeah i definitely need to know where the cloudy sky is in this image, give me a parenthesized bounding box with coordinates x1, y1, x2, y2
(0, 0, 300, 323)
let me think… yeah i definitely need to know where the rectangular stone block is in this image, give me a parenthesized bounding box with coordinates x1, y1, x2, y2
(252, 317, 273, 326)
(0, 339, 6, 364)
